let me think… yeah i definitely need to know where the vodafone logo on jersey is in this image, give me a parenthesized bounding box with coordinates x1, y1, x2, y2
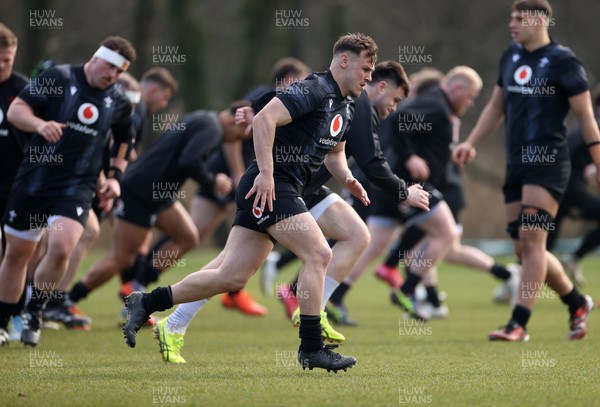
(77, 103, 99, 125)
(0, 108, 4, 124)
(329, 114, 343, 137)
(514, 65, 532, 86)
(253, 206, 263, 218)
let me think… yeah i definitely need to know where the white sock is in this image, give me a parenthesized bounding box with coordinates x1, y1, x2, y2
(321, 275, 340, 310)
(166, 299, 209, 334)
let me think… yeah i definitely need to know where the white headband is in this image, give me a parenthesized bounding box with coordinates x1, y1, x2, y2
(125, 90, 141, 104)
(94, 45, 130, 71)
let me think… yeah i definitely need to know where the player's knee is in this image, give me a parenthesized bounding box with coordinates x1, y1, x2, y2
(310, 245, 333, 270)
(221, 274, 249, 292)
(350, 222, 370, 252)
(519, 206, 555, 235)
(48, 241, 76, 264)
(173, 228, 200, 252)
(81, 222, 100, 245)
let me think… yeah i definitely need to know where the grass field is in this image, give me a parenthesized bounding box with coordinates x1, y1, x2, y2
(1, 249, 599, 407)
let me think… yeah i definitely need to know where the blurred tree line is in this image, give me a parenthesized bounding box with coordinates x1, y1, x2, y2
(2, 0, 600, 239)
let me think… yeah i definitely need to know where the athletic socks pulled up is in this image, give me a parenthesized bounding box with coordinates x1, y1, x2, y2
(298, 314, 322, 353)
(141, 286, 174, 314)
(560, 286, 586, 317)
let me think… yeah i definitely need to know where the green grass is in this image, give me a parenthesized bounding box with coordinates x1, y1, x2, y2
(1, 250, 599, 407)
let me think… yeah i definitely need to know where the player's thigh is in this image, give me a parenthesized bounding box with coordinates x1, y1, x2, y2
(190, 195, 228, 239)
(317, 200, 367, 242)
(111, 218, 151, 260)
(417, 201, 456, 240)
(45, 216, 85, 256)
(268, 212, 331, 262)
(365, 217, 399, 252)
(521, 184, 559, 217)
(219, 225, 274, 279)
(155, 201, 198, 244)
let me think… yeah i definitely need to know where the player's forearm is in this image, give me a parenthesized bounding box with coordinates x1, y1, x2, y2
(252, 113, 275, 175)
(324, 150, 352, 185)
(7, 102, 46, 134)
(579, 114, 600, 166)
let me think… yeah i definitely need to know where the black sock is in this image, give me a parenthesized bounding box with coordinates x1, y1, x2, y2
(425, 285, 441, 307)
(228, 290, 240, 296)
(12, 286, 28, 316)
(560, 286, 586, 316)
(121, 254, 146, 284)
(384, 238, 402, 268)
(400, 270, 421, 295)
(69, 281, 91, 304)
(329, 282, 350, 305)
(0, 300, 18, 330)
(141, 286, 174, 314)
(490, 264, 511, 281)
(138, 256, 161, 287)
(45, 291, 68, 308)
(511, 304, 531, 328)
(396, 227, 426, 270)
(298, 314, 322, 353)
(28, 287, 47, 308)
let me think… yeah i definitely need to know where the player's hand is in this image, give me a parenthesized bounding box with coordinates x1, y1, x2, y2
(405, 155, 430, 181)
(235, 106, 255, 136)
(97, 196, 114, 214)
(402, 184, 430, 211)
(36, 120, 66, 143)
(98, 177, 121, 199)
(213, 173, 233, 197)
(345, 176, 370, 206)
(246, 171, 275, 213)
(452, 142, 476, 166)
(97, 178, 121, 210)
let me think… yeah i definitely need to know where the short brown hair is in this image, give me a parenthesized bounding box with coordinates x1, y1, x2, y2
(371, 61, 410, 96)
(512, 0, 553, 19)
(101, 36, 136, 63)
(271, 57, 310, 83)
(141, 67, 179, 93)
(0, 23, 17, 49)
(333, 33, 378, 62)
(117, 72, 140, 92)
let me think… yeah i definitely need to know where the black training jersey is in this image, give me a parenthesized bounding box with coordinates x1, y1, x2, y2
(271, 70, 353, 193)
(131, 101, 148, 149)
(304, 91, 406, 201)
(497, 40, 588, 164)
(0, 72, 31, 199)
(122, 111, 223, 206)
(12, 64, 133, 201)
(382, 86, 454, 187)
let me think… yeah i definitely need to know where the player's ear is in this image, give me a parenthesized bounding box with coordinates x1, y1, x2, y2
(339, 53, 349, 68)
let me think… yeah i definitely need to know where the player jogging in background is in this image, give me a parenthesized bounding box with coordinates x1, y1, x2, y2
(0, 36, 136, 347)
(453, 0, 597, 341)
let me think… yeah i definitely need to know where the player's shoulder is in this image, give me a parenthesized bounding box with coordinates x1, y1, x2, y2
(10, 71, 29, 86)
(47, 63, 76, 80)
(303, 71, 336, 99)
(545, 41, 577, 62)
